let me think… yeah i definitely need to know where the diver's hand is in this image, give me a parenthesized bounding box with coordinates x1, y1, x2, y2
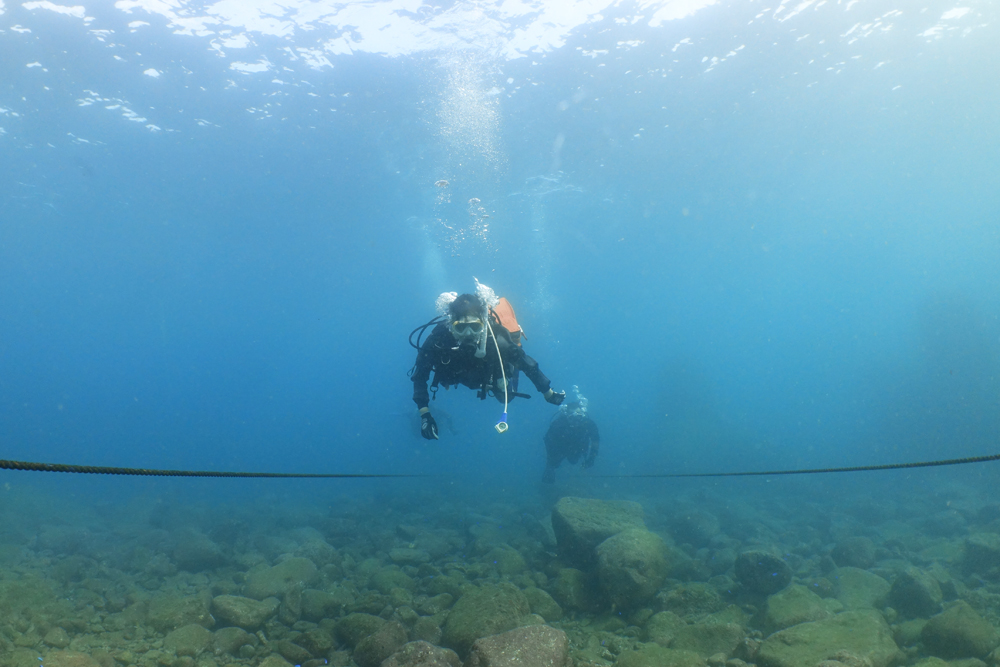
(420, 412, 439, 440)
(544, 388, 566, 406)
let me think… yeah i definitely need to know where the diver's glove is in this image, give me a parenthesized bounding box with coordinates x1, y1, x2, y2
(420, 411, 439, 440)
(544, 388, 566, 406)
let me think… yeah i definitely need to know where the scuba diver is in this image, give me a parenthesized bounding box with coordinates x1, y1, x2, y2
(542, 386, 599, 483)
(409, 281, 565, 440)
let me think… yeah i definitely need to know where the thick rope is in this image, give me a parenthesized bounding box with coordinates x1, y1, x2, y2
(595, 452, 1000, 478)
(0, 459, 424, 478)
(2, 452, 999, 480)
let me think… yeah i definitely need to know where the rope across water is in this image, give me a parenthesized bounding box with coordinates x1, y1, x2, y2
(594, 452, 1000, 478)
(0, 459, 424, 478)
(1, 452, 998, 479)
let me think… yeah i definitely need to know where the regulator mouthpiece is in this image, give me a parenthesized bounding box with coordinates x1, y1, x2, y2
(495, 412, 509, 434)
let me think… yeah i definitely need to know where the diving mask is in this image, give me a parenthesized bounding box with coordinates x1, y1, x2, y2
(451, 318, 485, 337)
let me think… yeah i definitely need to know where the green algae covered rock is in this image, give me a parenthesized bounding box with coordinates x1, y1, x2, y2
(371, 567, 416, 594)
(735, 550, 792, 596)
(211, 595, 279, 630)
(551, 497, 645, 566)
(148, 595, 215, 633)
(353, 621, 408, 667)
(485, 544, 528, 576)
(761, 584, 840, 635)
(614, 644, 707, 667)
(889, 566, 943, 619)
(164, 623, 213, 657)
(964, 533, 1000, 577)
(597, 528, 669, 610)
(335, 613, 387, 649)
(212, 627, 253, 656)
(523, 586, 563, 621)
(756, 610, 899, 667)
(832, 567, 891, 610)
(552, 567, 598, 612)
(642, 611, 686, 645)
(441, 583, 530, 657)
(671, 621, 745, 657)
(659, 582, 727, 620)
(244, 557, 318, 599)
(920, 601, 1000, 659)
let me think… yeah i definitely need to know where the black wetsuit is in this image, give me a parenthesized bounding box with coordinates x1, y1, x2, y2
(543, 413, 600, 482)
(411, 322, 552, 409)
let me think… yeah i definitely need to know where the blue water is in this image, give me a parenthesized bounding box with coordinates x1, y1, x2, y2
(1, 0, 998, 508)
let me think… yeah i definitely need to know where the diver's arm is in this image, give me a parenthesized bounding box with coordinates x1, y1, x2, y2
(517, 351, 552, 394)
(411, 341, 437, 410)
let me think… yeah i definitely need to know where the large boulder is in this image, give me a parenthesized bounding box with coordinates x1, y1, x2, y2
(888, 566, 942, 618)
(335, 613, 386, 649)
(244, 557, 318, 599)
(832, 567, 891, 610)
(381, 641, 461, 667)
(522, 587, 563, 622)
(173, 531, 227, 572)
(596, 528, 669, 609)
(830, 537, 877, 569)
(964, 533, 1000, 578)
(551, 497, 645, 566)
(551, 568, 598, 612)
(465, 625, 571, 667)
(441, 583, 530, 658)
(352, 620, 408, 667)
(643, 611, 686, 645)
(735, 551, 792, 596)
(920, 601, 1000, 659)
(760, 584, 839, 635)
(211, 595, 280, 630)
(756, 610, 900, 667)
